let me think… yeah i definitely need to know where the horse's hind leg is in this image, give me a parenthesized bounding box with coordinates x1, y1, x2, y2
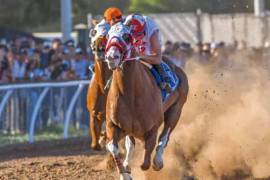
(153, 100, 184, 171)
(123, 136, 135, 173)
(141, 126, 158, 171)
(90, 113, 104, 150)
(106, 121, 132, 180)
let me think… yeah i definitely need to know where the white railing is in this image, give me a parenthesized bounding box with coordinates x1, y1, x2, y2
(0, 80, 90, 143)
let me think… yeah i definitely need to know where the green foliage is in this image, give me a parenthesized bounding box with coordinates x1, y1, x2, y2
(129, 0, 255, 14)
(0, 0, 60, 31)
(0, 0, 130, 32)
(266, 0, 270, 10)
(73, 0, 130, 27)
(0, 0, 269, 32)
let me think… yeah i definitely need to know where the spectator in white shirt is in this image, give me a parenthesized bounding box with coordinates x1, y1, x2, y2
(11, 48, 28, 81)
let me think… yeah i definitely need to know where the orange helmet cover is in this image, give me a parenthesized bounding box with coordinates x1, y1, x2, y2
(104, 7, 122, 23)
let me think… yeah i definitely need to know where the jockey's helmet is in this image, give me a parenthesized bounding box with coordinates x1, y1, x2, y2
(104, 7, 122, 23)
(124, 14, 146, 40)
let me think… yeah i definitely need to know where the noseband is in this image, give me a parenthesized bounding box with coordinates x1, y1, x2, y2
(92, 36, 108, 60)
(105, 34, 135, 66)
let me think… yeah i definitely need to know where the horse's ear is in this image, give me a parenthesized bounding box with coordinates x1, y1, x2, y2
(92, 19, 99, 26)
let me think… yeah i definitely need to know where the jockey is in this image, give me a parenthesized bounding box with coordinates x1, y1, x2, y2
(124, 13, 171, 92)
(104, 8, 171, 92)
(104, 7, 123, 26)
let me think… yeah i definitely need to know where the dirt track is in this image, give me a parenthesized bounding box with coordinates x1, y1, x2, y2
(0, 137, 117, 180)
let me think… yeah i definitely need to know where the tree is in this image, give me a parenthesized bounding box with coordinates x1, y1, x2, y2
(0, 0, 60, 32)
(0, 0, 269, 32)
(129, 0, 255, 14)
(0, 0, 130, 32)
(73, 0, 130, 25)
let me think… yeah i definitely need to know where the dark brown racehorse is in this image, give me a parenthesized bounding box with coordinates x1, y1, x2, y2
(87, 20, 112, 150)
(105, 23, 189, 179)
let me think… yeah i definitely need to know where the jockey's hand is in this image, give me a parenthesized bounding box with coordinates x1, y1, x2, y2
(138, 54, 144, 61)
(137, 53, 162, 65)
(139, 53, 156, 61)
(136, 47, 149, 58)
(132, 49, 142, 60)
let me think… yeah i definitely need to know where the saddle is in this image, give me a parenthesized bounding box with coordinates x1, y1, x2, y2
(148, 61, 180, 102)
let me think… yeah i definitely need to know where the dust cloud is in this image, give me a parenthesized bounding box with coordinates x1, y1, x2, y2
(132, 49, 270, 180)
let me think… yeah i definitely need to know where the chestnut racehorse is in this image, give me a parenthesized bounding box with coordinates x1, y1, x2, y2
(87, 20, 111, 150)
(105, 23, 189, 179)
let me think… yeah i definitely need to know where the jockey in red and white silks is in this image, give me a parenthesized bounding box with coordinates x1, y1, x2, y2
(124, 14, 171, 92)
(124, 14, 161, 56)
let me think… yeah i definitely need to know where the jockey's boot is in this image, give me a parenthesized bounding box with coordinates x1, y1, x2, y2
(154, 64, 172, 93)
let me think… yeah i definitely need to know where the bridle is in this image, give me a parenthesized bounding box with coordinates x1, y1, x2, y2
(105, 34, 135, 67)
(91, 36, 108, 60)
(103, 35, 138, 90)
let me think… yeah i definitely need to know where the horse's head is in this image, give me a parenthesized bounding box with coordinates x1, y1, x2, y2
(105, 22, 133, 70)
(90, 19, 110, 60)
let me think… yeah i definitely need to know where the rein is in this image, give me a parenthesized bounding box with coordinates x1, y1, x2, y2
(124, 57, 153, 69)
(103, 55, 152, 91)
(104, 75, 112, 91)
(119, 56, 153, 72)
(103, 57, 150, 91)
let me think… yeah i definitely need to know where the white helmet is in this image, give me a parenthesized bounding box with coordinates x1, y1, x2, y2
(124, 14, 146, 38)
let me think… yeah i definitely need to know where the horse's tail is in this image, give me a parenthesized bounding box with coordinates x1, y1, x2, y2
(175, 66, 189, 100)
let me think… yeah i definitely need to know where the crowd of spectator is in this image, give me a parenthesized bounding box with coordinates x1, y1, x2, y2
(166, 39, 270, 69)
(0, 37, 94, 83)
(1, 35, 269, 84)
(161, 40, 234, 68)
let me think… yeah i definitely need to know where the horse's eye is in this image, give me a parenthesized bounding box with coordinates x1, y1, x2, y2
(90, 29, 97, 37)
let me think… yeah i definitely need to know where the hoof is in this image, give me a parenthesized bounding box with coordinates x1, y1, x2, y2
(91, 144, 102, 151)
(120, 173, 132, 180)
(152, 155, 163, 171)
(140, 162, 150, 171)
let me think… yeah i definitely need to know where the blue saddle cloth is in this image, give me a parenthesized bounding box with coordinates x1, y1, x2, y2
(150, 62, 180, 102)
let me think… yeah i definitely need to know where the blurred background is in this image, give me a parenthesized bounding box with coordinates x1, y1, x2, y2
(0, 0, 269, 145)
(1, 1, 270, 179)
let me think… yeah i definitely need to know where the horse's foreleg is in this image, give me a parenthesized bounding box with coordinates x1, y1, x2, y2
(90, 113, 104, 150)
(123, 136, 135, 173)
(153, 101, 184, 171)
(141, 126, 158, 171)
(106, 121, 132, 180)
